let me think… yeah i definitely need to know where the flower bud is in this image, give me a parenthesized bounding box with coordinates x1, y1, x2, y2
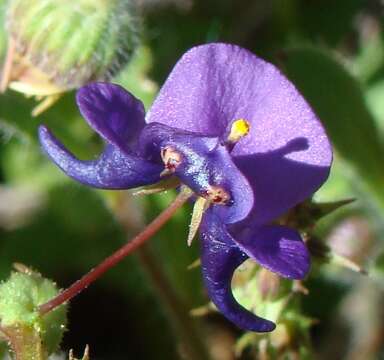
(0, 267, 67, 357)
(2, 0, 140, 115)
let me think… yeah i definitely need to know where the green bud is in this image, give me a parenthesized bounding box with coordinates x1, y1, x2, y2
(2, 0, 139, 115)
(0, 268, 67, 357)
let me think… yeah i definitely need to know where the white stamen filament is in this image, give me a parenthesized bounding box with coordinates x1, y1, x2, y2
(187, 196, 209, 246)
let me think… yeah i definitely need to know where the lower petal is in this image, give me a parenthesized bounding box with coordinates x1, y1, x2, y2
(235, 225, 310, 280)
(39, 125, 162, 189)
(200, 211, 276, 332)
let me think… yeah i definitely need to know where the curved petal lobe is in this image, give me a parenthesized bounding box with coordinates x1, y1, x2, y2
(76, 82, 146, 152)
(234, 225, 310, 279)
(200, 210, 276, 332)
(39, 126, 162, 189)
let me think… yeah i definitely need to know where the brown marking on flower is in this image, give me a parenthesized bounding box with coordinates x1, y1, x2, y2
(203, 185, 231, 205)
(160, 146, 182, 176)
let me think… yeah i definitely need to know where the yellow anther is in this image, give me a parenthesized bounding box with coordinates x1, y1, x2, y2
(228, 118, 250, 143)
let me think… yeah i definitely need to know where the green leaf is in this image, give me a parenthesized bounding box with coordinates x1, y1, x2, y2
(365, 79, 384, 134)
(375, 252, 384, 273)
(352, 28, 384, 84)
(281, 46, 384, 205)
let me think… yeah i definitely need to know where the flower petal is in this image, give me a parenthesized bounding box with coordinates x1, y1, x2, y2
(139, 123, 254, 223)
(234, 224, 310, 279)
(200, 210, 276, 332)
(76, 82, 146, 152)
(147, 43, 332, 224)
(234, 140, 331, 226)
(39, 125, 162, 189)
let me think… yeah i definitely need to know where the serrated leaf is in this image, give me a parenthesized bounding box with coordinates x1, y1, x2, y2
(281, 46, 384, 204)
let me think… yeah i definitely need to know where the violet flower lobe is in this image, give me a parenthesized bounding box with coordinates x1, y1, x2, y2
(38, 43, 332, 332)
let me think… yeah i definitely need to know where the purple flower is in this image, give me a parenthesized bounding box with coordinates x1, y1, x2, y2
(38, 43, 332, 332)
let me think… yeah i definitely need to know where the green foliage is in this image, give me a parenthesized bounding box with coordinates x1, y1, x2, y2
(295, 0, 362, 46)
(6, 0, 139, 88)
(353, 27, 384, 84)
(1, 1, 384, 359)
(282, 46, 384, 206)
(0, 269, 67, 356)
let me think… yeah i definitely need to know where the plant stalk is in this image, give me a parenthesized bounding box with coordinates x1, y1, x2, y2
(38, 189, 192, 315)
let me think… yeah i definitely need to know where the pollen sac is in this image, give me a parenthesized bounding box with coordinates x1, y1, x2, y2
(227, 118, 250, 143)
(160, 146, 182, 176)
(202, 185, 231, 205)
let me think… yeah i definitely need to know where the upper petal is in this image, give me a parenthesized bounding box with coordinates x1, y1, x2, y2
(76, 82, 146, 152)
(233, 224, 310, 279)
(39, 126, 162, 189)
(147, 43, 332, 224)
(200, 210, 276, 332)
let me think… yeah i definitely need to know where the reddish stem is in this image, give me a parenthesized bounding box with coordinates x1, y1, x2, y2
(38, 189, 191, 316)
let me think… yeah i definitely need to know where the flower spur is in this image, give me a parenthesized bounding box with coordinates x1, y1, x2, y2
(38, 43, 332, 332)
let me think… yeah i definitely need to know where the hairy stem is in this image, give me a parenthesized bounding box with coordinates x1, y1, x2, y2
(38, 188, 192, 315)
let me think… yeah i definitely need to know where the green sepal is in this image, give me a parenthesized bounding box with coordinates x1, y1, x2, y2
(280, 198, 355, 231)
(0, 268, 67, 356)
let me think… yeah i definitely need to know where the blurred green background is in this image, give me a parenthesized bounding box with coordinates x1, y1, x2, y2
(1, 0, 384, 359)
